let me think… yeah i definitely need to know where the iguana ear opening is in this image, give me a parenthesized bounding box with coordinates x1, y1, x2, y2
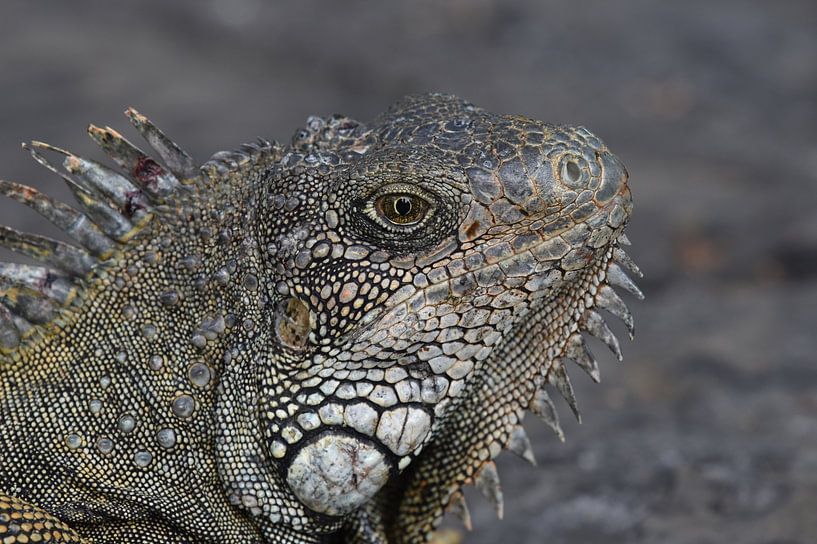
(274, 297, 312, 352)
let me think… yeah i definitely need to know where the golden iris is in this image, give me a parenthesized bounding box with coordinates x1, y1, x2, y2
(375, 193, 429, 226)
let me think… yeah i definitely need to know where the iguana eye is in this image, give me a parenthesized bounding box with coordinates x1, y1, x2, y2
(375, 193, 430, 226)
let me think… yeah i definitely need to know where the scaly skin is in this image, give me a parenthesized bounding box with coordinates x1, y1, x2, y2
(0, 93, 641, 543)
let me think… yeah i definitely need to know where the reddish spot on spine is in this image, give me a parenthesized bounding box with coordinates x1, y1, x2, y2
(132, 156, 163, 192)
(123, 191, 146, 218)
(39, 271, 56, 292)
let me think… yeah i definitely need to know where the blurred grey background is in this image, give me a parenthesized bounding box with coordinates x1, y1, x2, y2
(1, 1, 815, 542)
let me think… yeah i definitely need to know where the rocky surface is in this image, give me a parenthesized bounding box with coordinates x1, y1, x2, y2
(0, 1, 815, 542)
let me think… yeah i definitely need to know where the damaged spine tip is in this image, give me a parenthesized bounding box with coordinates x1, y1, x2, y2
(124, 107, 198, 180)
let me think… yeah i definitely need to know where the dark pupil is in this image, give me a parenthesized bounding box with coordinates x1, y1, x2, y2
(394, 197, 412, 216)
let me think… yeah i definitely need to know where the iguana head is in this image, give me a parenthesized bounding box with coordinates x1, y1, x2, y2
(0, 93, 639, 542)
(242, 94, 639, 535)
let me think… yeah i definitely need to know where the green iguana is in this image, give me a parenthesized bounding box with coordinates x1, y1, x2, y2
(0, 93, 642, 543)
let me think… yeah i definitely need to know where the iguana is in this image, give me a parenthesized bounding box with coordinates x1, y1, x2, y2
(0, 93, 642, 543)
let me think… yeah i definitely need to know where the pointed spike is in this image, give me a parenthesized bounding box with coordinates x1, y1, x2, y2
(68, 184, 137, 242)
(11, 314, 34, 338)
(28, 140, 71, 157)
(548, 361, 581, 422)
(474, 461, 503, 520)
(31, 141, 151, 222)
(613, 247, 643, 278)
(564, 333, 601, 383)
(23, 142, 83, 189)
(607, 263, 645, 301)
(446, 492, 472, 531)
(10, 313, 33, 336)
(124, 108, 198, 180)
(595, 285, 635, 340)
(239, 140, 276, 162)
(582, 309, 623, 361)
(255, 137, 284, 160)
(228, 150, 251, 168)
(203, 150, 245, 175)
(618, 233, 632, 246)
(507, 425, 537, 466)
(1, 289, 56, 325)
(0, 264, 76, 305)
(23, 143, 136, 241)
(239, 143, 258, 155)
(87, 124, 181, 200)
(0, 305, 21, 352)
(529, 387, 565, 442)
(0, 226, 94, 277)
(0, 180, 114, 258)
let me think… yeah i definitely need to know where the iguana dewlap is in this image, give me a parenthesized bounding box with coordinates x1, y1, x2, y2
(0, 93, 642, 543)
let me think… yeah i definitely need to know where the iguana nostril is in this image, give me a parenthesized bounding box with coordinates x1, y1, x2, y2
(597, 151, 628, 202)
(274, 297, 311, 351)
